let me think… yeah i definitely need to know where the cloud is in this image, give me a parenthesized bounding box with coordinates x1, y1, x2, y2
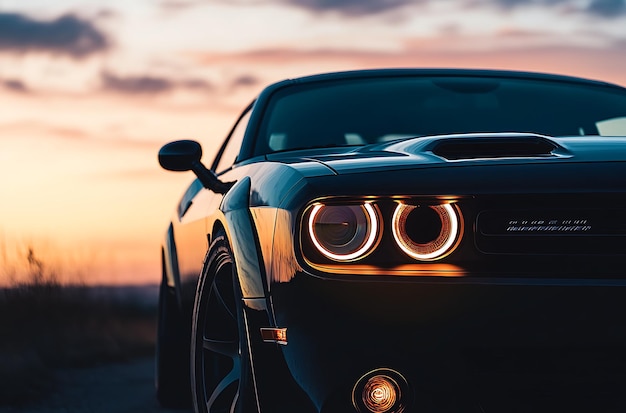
(2, 79, 28, 93)
(159, 0, 202, 12)
(297, 0, 626, 18)
(191, 41, 626, 87)
(182, 78, 214, 90)
(586, 0, 626, 16)
(278, 0, 416, 15)
(488, 0, 626, 17)
(195, 47, 379, 66)
(0, 13, 109, 58)
(226, 0, 626, 18)
(101, 72, 173, 94)
(231, 75, 259, 88)
(101, 71, 213, 94)
(94, 9, 119, 20)
(491, 0, 566, 6)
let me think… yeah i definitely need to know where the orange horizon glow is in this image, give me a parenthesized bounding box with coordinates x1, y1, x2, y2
(1, 1, 625, 286)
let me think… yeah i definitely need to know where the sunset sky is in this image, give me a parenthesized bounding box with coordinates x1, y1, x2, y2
(1, 0, 625, 285)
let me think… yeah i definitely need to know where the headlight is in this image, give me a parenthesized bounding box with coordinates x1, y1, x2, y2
(308, 203, 380, 262)
(392, 203, 462, 261)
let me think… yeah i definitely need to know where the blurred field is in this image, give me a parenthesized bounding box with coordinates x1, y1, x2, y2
(0, 280, 159, 407)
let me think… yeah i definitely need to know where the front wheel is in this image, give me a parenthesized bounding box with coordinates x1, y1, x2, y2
(191, 231, 257, 413)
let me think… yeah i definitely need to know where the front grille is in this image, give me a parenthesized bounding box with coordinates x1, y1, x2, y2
(472, 195, 626, 256)
(476, 208, 626, 255)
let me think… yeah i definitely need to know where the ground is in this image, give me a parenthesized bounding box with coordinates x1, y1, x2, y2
(0, 357, 191, 413)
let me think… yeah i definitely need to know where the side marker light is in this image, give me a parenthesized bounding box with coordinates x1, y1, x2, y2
(260, 328, 287, 345)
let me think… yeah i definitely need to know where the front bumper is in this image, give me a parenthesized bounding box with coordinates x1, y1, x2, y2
(269, 273, 626, 412)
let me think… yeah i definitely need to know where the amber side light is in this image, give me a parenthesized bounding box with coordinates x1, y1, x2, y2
(260, 328, 287, 345)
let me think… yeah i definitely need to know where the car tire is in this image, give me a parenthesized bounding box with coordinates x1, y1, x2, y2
(191, 231, 257, 413)
(155, 273, 192, 408)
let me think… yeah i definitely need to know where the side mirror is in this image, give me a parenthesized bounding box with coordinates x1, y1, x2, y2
(158, 140, 203, 171)
(158, 140, 233, 194)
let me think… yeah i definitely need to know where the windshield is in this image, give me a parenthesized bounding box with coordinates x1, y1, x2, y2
(255, 76, 626, 155)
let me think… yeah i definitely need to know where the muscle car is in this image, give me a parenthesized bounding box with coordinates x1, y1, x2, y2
(156, 69, 626, 413)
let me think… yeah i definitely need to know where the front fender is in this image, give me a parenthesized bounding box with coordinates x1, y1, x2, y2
(220, 176, 266, 299)
(220, 176, 316, 413)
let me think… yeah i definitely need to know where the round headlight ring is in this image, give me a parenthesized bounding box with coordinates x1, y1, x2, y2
(392, 203, 461, 261)
(308, 203, 379, 262)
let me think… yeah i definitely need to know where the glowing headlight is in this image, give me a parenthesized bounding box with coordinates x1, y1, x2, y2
(308, 203, 379, 261)
(392, 203, 462, 261)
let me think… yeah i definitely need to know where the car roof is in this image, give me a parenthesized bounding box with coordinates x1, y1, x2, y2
(266, 68, 624, 91)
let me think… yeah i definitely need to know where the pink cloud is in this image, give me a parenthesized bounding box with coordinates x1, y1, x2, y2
(189, 42, 626, 87)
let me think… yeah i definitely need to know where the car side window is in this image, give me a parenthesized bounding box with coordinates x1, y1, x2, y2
(214, 109, 252, 174)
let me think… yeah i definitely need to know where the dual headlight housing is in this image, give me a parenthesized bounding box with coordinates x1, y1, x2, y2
(302, 198, 463, 264)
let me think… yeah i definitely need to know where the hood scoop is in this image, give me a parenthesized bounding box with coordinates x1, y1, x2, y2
(427, 134, 561, 160)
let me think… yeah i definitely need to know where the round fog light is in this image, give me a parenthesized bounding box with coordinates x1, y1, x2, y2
(363, 376, 397, 411)
(352, 369, 409, 413)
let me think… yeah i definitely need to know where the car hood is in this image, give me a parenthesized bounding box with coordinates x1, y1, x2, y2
(265, 133, 626, 176)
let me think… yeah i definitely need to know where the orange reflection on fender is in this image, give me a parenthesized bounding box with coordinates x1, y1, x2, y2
(270, 209, 303, 284)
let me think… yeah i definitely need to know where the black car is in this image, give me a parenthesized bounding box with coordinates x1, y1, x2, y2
(156, 69, 626, 413)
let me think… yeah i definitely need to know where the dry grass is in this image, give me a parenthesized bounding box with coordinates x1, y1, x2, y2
(0, 247, 158, 406)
